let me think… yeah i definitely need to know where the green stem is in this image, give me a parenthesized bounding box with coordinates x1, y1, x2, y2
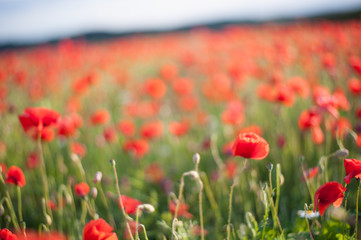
(37, 137, 53, 222)
(17, 186, 24, 235)
(343, 184, 348, 240)
(135, 206, 141, 240)
(1, 195, 20, 232)
(98, 182, 116, 228)
(80, 198, 87, 225)
(111, 159, 134, 240)
(226, 179, 236, 240)
(356, 181, 360, 239)
(304, 205, 314, 240)
(139, 224, 149, 240)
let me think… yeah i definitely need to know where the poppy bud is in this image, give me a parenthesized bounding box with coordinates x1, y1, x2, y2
(334, 149, 349, 158)
(141, 204, 155, 213)
(90, 187, 98, 199)
(0, 204, 4, 216)
(193, 153, 200, 165)
(45, 214, 52, 226)
(94, 171, 103, 183)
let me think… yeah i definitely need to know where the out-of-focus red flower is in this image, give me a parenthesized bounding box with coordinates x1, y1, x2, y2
(357, 134, 361, 148)
(124, 221, 141, 240)
(349, 56, 361, 75)
(5, 166, 26, 187)
(118, 195, 142, 215)
(140, 121, 163, 139)
(169, 201, 192, 218)
(117, 120, 135, 137)
(277, 135, 286, 148)
(83, 218, 118, 240)
(160, 63, 178, 81)
(70, 142, 86, 158)
(288, 76, 310, 98)
(0, 163, 6, 174)
(221, 100, 244, 125)
(57, 114, 82, 138)
(322, 52, 337, 70)
(237, 125, 263, 136)
(311, 126, 324, 144)
(190, 225, 208, 237)
(314, 182, 346, 216)
(298, 108, 322, 130)
(103, 127, 118, 143)
(90, 109, 110, 125)
(222, 141, 234, 157)
(178, 95, 198, 112)
(333, 117, 351, 138)
(122, 139, 149, 159)
(172, 77, 193, 95)
(168, 121, 189, 137)
(143, 78, 167, 99)
(302, 166, 319, 181)
(225, 159, 238, 179)
(74, 182, 90, 197)
(26, 152, 39, 169)
(348, 78, 361, 95)
(0, 228, 18, 240)
(232, 132, 269, 160)
(145, 163, 164, 184)
(333, 88, 350, 111)
(17, 231, 66, 240)
(273, 84, 296, 107)
(19, 107, 60, 142)
(343, 159, 361, 184)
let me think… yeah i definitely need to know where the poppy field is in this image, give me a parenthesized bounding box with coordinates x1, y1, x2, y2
(1, 18, 361, 239)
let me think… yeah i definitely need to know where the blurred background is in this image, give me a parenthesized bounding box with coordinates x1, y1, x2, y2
(0, 0, 361, 46)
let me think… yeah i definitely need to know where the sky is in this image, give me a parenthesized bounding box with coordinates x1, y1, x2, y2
(0, 0, 361, 45)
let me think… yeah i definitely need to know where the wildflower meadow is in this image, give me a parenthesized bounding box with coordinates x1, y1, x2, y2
(1, 19, 361, 239)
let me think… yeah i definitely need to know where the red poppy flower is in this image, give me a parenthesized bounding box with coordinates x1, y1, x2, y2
(311, 126, 324, 145)
(124, 221, 141, 240)
(343, 159, 361, 184)
(140, 121, 163, 139)
(83, 218, 118, 240)
(225, 159, 238, 179)
(103, 127, 118, 143)
(118, 195, 142, 215)
(145, 163, 165, 184)
(172, 77, 193, 95)
(160, 63, 178, 81)
(117, 120, 135, 137)
(302, 166, 319, 181)
(232, 132, 269, 160)
(348, 78, 361, 95)
(143, 78, 167, 99)
(74, 182, 90, 197)
(287, 76, 310, 98)
(5, 166, 26, 187)
(57, 115, 80, 138)
(168, 121, 189, 137)
(90, 109, 110, 125)
(16, 231, 66, 240)
(70, 142, 87, 158)
(122, 139, 149, 159)
(26, 152, 39, 169)
(298, 108, 322, 130)
(19, 107, 60, 141)
(169, 201, 193, 218)
(0, 228, 18, 240)
(313, 182, 346, 216)
(221, 100, 244, 125)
